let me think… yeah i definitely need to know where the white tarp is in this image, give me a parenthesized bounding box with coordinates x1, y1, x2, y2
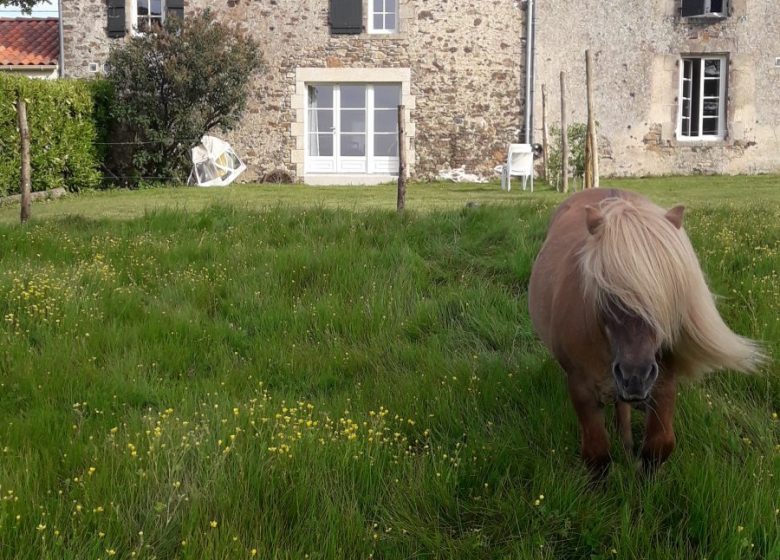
(188, 135, 247, 187)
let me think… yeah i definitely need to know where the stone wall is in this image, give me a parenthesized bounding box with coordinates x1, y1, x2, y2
(61, 0, 113, 78)
(61, 0, 527, 182)
(534, 0, 780, 176)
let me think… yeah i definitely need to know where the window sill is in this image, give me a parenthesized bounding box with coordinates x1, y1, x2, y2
(129, 28, 163, 38)
(673, 137, 731, 147)
(364, 32, 405, 40)
(332, 31, 406, 41)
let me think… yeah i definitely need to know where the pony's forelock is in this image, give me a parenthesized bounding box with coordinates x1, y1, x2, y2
(580, 198, 687, 345)
(579, 196, 766, 376)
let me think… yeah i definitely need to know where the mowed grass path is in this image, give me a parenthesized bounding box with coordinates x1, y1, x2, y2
(0, 177, 777, 558)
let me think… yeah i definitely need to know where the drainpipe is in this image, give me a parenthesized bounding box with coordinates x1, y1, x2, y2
(524, 0, 535, 146)
(57, 0, 65, 77)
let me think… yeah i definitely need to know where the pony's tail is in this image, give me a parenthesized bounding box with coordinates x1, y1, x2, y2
(674, 264, 768, 377)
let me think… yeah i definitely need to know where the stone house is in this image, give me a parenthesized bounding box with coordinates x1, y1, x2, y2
(61, 0, 525, 184)
(535, 0, 780, 177)
(58, 0, 780, 182)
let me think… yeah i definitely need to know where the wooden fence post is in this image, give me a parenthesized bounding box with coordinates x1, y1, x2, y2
(560, 72, 569, 194)
(541, 83, 549, 183)
(17, 96, 32, 223)
(397, 104, 407, 213)
(585, 49, 600, 189)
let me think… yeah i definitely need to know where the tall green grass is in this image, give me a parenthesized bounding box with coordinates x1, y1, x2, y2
(0, 184, 777, 558)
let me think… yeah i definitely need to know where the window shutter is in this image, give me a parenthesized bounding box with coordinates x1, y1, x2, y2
(167, 0, 184, 20)
(681, 0, 706, 17)
(330, 0, 362, 35)
(107, 0, 126, 38)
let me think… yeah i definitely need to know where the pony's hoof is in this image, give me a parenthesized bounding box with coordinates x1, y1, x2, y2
(585, 456, 612, 482)
(637, 456, 667, 478)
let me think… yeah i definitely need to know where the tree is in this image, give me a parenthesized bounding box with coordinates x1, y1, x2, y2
(106, 10, 261, 184)
(0, 0, 46, 14)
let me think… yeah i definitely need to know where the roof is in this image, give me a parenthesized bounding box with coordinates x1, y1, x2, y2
(0, 18, 59, 67)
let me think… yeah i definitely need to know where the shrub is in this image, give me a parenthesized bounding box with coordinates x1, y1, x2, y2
(0, 75, 102, 196)
(87, 78, 117, 169)
(547, 123, 588, 192)
(106, 10, 262, 185)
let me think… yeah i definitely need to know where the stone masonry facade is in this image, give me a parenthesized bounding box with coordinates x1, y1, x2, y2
(534, 0, 780, 176)
(61, 0, 779, 180)
(61, 0, 527, 183)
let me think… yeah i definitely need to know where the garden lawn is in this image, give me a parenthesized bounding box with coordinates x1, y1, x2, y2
(0, 177, 777, 559)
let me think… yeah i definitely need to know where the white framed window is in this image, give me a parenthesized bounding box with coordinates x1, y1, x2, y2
(306, 83, 401, 175)
(677, 55, 727, 140)
(133, 0, 165, 32)
(368, 0, 398, 34)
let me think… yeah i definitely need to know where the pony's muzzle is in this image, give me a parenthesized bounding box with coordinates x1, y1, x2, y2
(612, 361, 659, 402)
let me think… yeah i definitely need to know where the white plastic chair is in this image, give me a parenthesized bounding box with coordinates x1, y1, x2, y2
(500, 143, 534, 192)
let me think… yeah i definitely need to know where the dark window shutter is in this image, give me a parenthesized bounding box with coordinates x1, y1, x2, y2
(681, 0, 706, 17)
(107, 0, 126, 38)
(166, 0, 184, 20)
(330, 0, 362, 34)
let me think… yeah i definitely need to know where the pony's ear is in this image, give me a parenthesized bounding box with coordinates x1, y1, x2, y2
(665, 205, 685, 229)
(585, 205, 603, 235)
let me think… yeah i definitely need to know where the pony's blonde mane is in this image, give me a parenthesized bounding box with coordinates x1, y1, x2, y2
(579, 196, 766, 377)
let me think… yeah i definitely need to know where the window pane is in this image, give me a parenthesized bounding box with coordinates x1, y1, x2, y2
(374, 85, 401, 108)
(341, 85, 366, 108)
(681, 118, 690, 137)
(309, 134, 333, 157)
(683, 81, 691, 98)
(373, 0, 383, 12)
(703, 79, 719, 97)
(374, 110, 397, 133)
(308, 109, 333, 133)
(340, 109, 366, 132)
(682, 100, 690, 118)
(704, 60, 721, 77)
(711, 0, 723, 11)
(702, 99, 719, 116)
(373, 14, 384, 30)
(702, 118, 719, 136)
(341, 134, 366, 157)
(690, 61, 701, 134)
(385, 14, 396, 31)
(387, 0, 396, 12)
(138, 0, 148, 15)
(374, 134, 398, 157)
(150, 0, 162, 16)
(683, 59, 692, 80)
(308, 85, 334, 108)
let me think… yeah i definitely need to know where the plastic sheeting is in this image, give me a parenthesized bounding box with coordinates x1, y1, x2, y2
(188, 135, 247, 187)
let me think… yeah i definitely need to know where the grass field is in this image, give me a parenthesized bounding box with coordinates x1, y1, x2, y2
(0, 177, 778, 559)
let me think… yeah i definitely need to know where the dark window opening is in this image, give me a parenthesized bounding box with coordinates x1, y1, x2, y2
(681, 0, 728, 18)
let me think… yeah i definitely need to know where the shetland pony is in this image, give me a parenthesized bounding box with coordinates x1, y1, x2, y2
(528, 188, 765, 473)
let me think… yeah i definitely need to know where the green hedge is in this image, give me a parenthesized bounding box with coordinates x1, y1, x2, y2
(0, 74, 103, 196)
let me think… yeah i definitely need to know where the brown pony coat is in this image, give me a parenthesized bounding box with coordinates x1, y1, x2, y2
(528, 188, 765, 471)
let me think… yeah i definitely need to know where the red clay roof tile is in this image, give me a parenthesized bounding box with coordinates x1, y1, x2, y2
(0, 18, 59, 66)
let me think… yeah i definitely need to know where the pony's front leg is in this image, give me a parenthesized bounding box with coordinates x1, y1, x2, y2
(615, 400, 634, 453)
(641, 372, 677, 470)
(567, 376, 611, 476)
